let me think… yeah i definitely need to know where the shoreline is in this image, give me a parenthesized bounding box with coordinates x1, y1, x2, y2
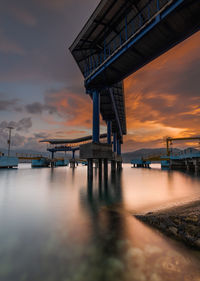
(135, 200, 200, 250)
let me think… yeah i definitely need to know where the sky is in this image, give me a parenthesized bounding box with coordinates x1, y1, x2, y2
(0, 0, 199, 152)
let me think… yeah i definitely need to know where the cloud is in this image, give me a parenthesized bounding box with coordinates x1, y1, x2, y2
(25, 102, 56, 115)
(0, 118, 32, 132)
(123, 31, 200, 151)
(0, 29, 26, 55)
(44, 88, 92, 128)
(0, 94, 19, 111)
(10, 6, 37, 26)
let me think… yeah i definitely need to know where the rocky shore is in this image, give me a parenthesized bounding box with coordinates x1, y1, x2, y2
(135, 201, 200, 250)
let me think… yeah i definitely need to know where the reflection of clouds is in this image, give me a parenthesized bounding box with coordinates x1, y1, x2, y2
(78, 171, 200, 281)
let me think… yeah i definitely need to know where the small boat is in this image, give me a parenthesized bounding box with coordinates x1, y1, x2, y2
(32, 158, 50, 168)
(0, 155, 18, 168)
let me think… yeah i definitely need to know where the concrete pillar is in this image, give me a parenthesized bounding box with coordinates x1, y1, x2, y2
(88, 159, 93, 179)
(117, 139, 121, 156)
(185, 160, 190, 171)
(111, 160, 116, 173)
(70, 160, 75, 168)
(117, 161, 122, 170)
(113, 133, 117, 153)
(51, 152, 54, 159)
(72, 150, 75, 159)
(99, 159, 102, 181)
(104, 159, 108, 178)
(92, 90, 100, 143)
(95, 160, 99, 168)
(194, 160, 199, 174)
(107, 121, 112, 145)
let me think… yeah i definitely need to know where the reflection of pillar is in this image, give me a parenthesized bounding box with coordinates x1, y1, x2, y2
(113, 133, 117, 153)
(117, 161, 122, 170)
(92, 90, 100, 143)
(111, 160, 116, 173)
(70, 160, 75, 168)
(107, 121, 111, 144)
(88, 159, 93, 179)
(99, 159, 102, 181)
(104, 159, 108, 179)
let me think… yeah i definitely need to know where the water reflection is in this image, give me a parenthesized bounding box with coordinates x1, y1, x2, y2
(79, 170, 200, 281)
(0, 165, 200, 281)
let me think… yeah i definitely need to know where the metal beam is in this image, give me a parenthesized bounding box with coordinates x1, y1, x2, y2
(107, 121, 112, 144)
(109, 88, 123, 137)
(92, 90, 100, 143)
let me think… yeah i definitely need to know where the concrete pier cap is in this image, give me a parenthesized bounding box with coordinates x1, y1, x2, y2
(80, 143, 112, 159)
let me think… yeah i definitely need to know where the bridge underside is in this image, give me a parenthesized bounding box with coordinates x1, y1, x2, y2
(99, 82, 126, 137)
(69, 0, 200, 172)
(70, 0, 200, 89)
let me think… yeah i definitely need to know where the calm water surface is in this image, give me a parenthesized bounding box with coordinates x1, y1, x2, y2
(0, 164, 200, 281)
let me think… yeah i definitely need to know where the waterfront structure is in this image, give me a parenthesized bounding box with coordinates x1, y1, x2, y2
(69, 0, 200, 177)
(0, 155, 18, 169)
(0, 127, 19, 168)
(131, 136, 200, 172)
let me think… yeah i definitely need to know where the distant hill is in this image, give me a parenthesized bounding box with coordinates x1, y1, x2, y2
(122, 147, 200, 163)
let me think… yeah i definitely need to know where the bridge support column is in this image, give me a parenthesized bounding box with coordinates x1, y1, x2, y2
(117, 161, 122, 170)
(99, 159, 102, 180)
(92, 90, 100, 143)
(111, 160, 116, 173)
(95, 160, 99, 168)
(117, 139, 121, 156)
(70, 159, 75, 168)
(88, 159, 93, 179)
(107, 121, 112, 145)
(104, 159, 108, 178)
(113, 133, 117, 153)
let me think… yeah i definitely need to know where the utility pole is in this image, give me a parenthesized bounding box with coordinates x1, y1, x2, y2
(7, 127, 14, 157)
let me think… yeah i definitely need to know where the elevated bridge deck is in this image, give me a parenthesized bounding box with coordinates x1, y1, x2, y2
(70, 0, 200, 89)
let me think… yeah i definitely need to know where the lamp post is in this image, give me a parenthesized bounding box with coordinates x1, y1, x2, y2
(7, 127, 14, 157)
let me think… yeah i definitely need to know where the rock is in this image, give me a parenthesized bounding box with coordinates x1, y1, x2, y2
(168, 226, 178, 236)
(194, 239, 200, 248)
(185, 215, 199, 223)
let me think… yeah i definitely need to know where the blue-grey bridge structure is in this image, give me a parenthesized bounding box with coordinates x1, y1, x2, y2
(69, 0, 200, 174)
(41, 133, 107, 160)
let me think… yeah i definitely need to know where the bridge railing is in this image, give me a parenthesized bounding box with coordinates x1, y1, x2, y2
(84, 0, 171, 78)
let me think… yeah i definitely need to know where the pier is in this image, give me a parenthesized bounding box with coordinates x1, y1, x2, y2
(131, 137, 200, 173)
(68, 0, 200, 179)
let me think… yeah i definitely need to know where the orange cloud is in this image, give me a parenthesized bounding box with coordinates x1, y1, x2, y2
(45, 88, 93, 129)
(123, 31, 200, 151)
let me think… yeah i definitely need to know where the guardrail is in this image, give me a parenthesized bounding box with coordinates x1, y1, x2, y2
(84, 0, 172, 78)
